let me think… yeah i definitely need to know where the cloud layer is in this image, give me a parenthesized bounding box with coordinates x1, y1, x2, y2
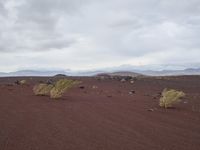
(0, 0, 200, 71)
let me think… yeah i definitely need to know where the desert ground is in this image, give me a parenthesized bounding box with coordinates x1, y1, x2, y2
(0, 75, 200, 150)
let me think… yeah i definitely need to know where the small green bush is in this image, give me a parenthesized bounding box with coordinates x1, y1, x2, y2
(33, 83, 54, 96)
(50, 79, 77, 99)
(159, 88, 185, 108)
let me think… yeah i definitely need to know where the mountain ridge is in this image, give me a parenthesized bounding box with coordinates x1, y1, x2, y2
(0, 67, 200, 77)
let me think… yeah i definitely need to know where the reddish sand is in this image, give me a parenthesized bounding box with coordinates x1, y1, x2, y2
(0, 76, 200, 150)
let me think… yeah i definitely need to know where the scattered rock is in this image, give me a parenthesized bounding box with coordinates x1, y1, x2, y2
(147, 108, 154, 112)
(124, 76, 133, 81)
(79, 85, 85, 89)
(15, 80, 20, 85)
(130, 80, 134, 84)
(129, 90, 135, 95)
(107, 95, 112, 98)
(46, 79, 54, 84)
(92, 85, 98, 89)
(121, 78, 126, 82)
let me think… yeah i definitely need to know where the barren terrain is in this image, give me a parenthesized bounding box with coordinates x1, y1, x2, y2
(0, 76, 200, 150)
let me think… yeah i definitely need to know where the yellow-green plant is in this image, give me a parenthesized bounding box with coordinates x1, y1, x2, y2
(20, 80, 27, 85)
(159, 88, 185, 108)
(33, 83, 54, 96)
(50, 79, 77, 99)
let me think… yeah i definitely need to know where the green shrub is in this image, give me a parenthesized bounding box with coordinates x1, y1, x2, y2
(33, 83, 54, 96)
(159, 88, 185, 108)
(50, 79, 77, 99)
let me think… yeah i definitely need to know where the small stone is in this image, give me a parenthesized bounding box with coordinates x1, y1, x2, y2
(147, 109, 154, 112)
(79, 86, 85, 89)
(46, 79, 53, 84)
(129, 90, 135, 94)
(121, 78, 126, 82)
(92, 85, 98, 89)
(15, 80, 20, 85)
(153, 97, 157, 99)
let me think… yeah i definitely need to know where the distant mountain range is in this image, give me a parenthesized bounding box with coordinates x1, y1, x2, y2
(0, 70, 66, 77)
(97, 71, 143, 77)
(0, 70, 107, 77)
(138, 68, 200, 76)
(0, 67, 200, 77)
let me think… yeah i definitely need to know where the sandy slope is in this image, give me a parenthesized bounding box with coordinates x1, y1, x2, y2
(0, 76, 200, 150)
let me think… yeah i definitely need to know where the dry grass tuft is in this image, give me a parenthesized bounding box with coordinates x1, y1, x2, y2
(50, 79, 78, 99)
(33, 79, 79, 99)
(33, 84, 54, 96)
(20, 80, 27, 85)
(159, 88, 185, 108)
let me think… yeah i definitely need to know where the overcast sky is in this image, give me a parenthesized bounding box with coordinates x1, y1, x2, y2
(0, 0, 200, 72)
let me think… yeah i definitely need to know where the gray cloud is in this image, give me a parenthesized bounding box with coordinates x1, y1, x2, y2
(0, 0, 6, 15)
(0, 0, 200, 71)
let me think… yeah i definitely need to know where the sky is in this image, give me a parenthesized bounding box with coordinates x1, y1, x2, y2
(0, 0, 200, 72)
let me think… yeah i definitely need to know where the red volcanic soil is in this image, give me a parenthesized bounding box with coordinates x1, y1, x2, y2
(0, 76, 200, 150)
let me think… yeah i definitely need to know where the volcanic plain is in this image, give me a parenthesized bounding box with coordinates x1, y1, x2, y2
(0, 75, 200, 150)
